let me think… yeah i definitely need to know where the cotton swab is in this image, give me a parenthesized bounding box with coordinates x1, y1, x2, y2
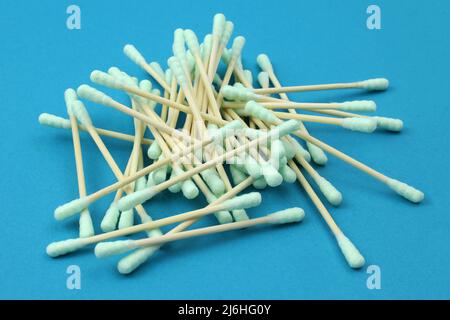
(95, 207, 305, 258)
(64, 89, 94, 237)
(288, 161, 365, 268)
(252, 78, 389, 95)
(294, 131, 424, 203)
(46, 192, 262, 257)
(38, 113, 154, 145)
(222, 100, 377, 112)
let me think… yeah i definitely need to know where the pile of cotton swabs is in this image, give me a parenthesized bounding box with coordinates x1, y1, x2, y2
(40, 13, 424, 275)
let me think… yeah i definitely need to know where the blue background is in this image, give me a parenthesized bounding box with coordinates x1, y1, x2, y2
(0, 0, 449, 299)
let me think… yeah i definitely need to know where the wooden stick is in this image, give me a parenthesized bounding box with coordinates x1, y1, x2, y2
(253, 81, 367, 95)
(66, 99, 94, 237)
(122, 211, 294, 248)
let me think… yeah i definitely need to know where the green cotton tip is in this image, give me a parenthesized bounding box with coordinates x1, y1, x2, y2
(340, 100, 377, 112)
(279, 164, 297, 184)
(187, 50, 196, 73)
(252, 176, 267, 189)
(118, 246, 160, 274)
(214, 211, 234, 224)
(244, 127, 269, 142)
(54, 197, 90, 221)
(79, 209, 95, 238)
(184, 29, 200, 53)
(167, 170, 182, 193)
(279, 156, 288, 167)
(220, 192, 262, 211)
(101, 203, 121, 232)
(201, 168, 226, 195)
(244, 157, 262, 179)
(261, 163, 283, 187)
(181, 179, 199, 200)
(95, 240, 135, 258)
(221, 85, 258, 101)
(38, 113, 71, 129)
(77, 84, 114, 106)
(213, 120, 244, 141)
(164, 68, 172, 85)
(107, 66, 123, 78)
(361, 78, 389, 91)
(202, 34, 212, 58)
(90, 70, 124, 90)
(207, 123, 219, 136)
(150, 62, 165, 80)
(341, 117, 377, 133)
(336, 234, 365, 269)
(46, 238, 87, 258)
(71, 100, 92, 127)
(221, 48, 232, 65)
(231, 36, 245, 58)
(147, 141, 161, 160)
(386, 178, 424, 203)
(139, 79, 152, 93)
(123, 44, 146, 66)
(271, 140, 286, 161)
(167, 56, 187, 87)
(232, 209, 249, 222)
(146, 172, 156, 188)
(230, 165, 248, 185)
(118, 187, 158, 211)
(256, 53, 273, 72)
(244, 70, 253, 85)
(213, 73, 223, 87)
(267, 207, 305, 224)
(306, 142, 328, 166)
(257, 72, 270, 88)
(289, 139, 311, 162)
(221, 21, 234, 45)
(213, 13, 226, 37)
(153, 156, 168, 184)
(135, 175, 147, 192)
(118, 210, 134, 229)
(245, 101, 278, 123)
(316, 177, 342, 206)
(373, 117, 403, 132)
(64, 88, 77, 115)
(281, 140, 296, 160)
(271, 120, 301, 138)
